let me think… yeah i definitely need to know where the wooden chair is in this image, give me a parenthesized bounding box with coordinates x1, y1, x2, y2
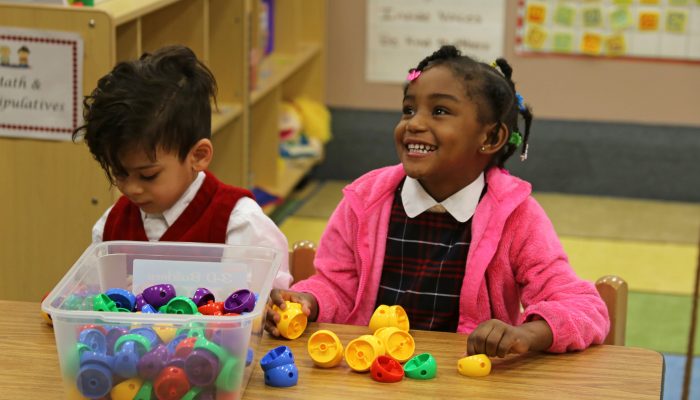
(289, 241, 628, 346)
(595, 275, 628, 345)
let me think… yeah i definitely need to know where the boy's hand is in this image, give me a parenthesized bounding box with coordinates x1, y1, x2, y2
(466, 319, 553, 358)
(264, 289, 319, 337)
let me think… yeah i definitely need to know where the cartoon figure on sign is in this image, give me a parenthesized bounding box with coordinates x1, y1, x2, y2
(0, 46, 10, 65)
(17, 45, 30, 67)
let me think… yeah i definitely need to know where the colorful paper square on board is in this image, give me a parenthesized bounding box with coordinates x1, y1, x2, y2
(581, 32, 603, 55)
(668, 0, 689, 5)
(553, 32, 574, 52)
(640, 0, 660, 4)
(613, 0, 633, 4)
(527, 3, 547, 25)
(605, 34, 626, 56)
(638, 11, 660, 31)
(665, 11, 688, 33)
(554, 5, 575, 27)
(583, 7, 603, 28)
(610, 8, 632, 30)
(525, 25, 548, 50)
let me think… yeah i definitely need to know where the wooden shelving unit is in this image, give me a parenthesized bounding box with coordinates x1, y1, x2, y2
(249, 0, 326, 202)
(0, 0, 326, 301)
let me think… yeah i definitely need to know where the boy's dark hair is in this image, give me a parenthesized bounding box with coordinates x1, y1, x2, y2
(73, 45, 217, 183)
(407, 45, 533, 168)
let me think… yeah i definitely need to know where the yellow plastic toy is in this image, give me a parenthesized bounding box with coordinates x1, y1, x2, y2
(110, 377, 144, 400)
(457, 354, 491, 377)
(368, 305, 410, 333)
(153, 324, 177, 344)
(272, 301, 308, 339)
(373, 326, 415, 363)
(307, 329, 344, 368)
(344, 334, 386, 372)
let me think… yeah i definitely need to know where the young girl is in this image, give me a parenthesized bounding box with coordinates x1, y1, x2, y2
(266, 45, 609, 356)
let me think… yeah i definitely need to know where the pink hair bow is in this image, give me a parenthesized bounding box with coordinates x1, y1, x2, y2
(406, 69, 421, 82)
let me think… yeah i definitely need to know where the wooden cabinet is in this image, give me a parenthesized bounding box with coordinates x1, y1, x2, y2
(0, 0, 326, 301)
(249, 0, 326, 200)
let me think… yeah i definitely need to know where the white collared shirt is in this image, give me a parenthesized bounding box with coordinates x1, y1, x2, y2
(92, 171, 292, 289)
(401, 172, 485, 222)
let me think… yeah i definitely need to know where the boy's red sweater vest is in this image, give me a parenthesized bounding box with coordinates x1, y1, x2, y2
(103, 171, 253, 243)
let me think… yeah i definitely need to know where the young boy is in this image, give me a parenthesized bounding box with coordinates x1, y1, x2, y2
(73, 45, 292, 289)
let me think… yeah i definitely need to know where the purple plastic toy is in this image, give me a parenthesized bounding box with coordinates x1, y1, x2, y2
(184, 349, 220, 386)
(105, 327, 128, 356)
(191, 288, 215, 307)
(223, 289, 255, 314)
(134, 294, 148, 311)
(137, 344, 170, 380)
(142, 284, 176, 308)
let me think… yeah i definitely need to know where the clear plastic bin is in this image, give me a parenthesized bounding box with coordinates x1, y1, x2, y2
(41, 241, 282, 399)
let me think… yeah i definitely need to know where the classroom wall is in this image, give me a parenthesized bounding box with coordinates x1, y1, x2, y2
(326, 0, 700, 127)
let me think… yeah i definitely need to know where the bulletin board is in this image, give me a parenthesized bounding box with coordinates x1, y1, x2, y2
(516, 0, 700, 61)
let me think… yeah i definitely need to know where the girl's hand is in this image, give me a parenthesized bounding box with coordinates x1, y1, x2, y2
(264, 289, 319, 337)
(466, 319, 553, 358)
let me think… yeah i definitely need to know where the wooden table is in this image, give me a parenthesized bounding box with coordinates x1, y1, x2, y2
(0, 301, 664, 399)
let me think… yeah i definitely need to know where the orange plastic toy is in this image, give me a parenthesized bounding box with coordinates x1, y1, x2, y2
(307, 329, 344, 368)
(368, 305, 409, 333)
(272, 301, 308, 339)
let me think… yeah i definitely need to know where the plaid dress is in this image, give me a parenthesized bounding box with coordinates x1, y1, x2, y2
(375, 180, 472, 332)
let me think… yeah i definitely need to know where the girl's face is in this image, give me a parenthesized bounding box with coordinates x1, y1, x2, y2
(114, 146, 198, 215)
(394, 65, 493, 201)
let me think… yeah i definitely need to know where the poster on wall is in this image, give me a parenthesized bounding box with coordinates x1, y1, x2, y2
(366, 0, 506, 83)
(516, 0, 700, 61)
(0, 27, 83, 141)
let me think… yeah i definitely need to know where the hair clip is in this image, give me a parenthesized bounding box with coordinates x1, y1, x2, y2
(490, 60, 504, 76)
(509, 131, 523, 147)
(406, 69, 421, 82)
(516, 93, 526, 112)
(520, 144, 529, 161)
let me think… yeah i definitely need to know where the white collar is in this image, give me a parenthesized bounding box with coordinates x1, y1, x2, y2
(140, 171, 206, 226)
(401, 172, 484, 222)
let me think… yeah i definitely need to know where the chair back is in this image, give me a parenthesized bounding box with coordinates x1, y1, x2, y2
(595, 275, 628, 346)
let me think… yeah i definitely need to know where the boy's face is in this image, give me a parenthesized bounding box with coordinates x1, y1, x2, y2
(114, 146, 198, 215)
(394, 65, 493, 201)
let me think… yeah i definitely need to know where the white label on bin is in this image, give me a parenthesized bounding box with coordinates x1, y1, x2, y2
(132, 259, 249, 302)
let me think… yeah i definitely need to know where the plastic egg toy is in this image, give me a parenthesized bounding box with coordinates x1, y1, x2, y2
(110, 377, 143, 400)
(404, 353, 437, 379)
(457, 354, 491, 377)
(272, 301, 307, 340)
(344, 334, 386, 372)
(368, 305, 410, 332)
(307, 329, 343, 368)
(373, 326, 415, 363)
(370, 355, 404, 383)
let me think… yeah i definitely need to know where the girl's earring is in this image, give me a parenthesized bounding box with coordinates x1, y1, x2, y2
(480, 146, 486, 152)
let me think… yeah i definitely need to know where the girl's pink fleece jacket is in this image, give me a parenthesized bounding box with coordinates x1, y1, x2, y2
(292, 165, 609, 352)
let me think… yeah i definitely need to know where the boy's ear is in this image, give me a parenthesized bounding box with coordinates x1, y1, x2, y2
(189, 138, 213, 171)
(479, 122, 508, 155)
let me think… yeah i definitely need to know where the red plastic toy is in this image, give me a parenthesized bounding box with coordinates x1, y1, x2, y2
(370, 355, 404, 383)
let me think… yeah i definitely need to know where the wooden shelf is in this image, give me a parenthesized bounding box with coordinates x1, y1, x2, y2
(95, 0, 181, 25)
(259, 153, 324, 198)
(0, 0, 326, 301)
(211, 102, 243, 136)
(251, 43, 321, 105)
